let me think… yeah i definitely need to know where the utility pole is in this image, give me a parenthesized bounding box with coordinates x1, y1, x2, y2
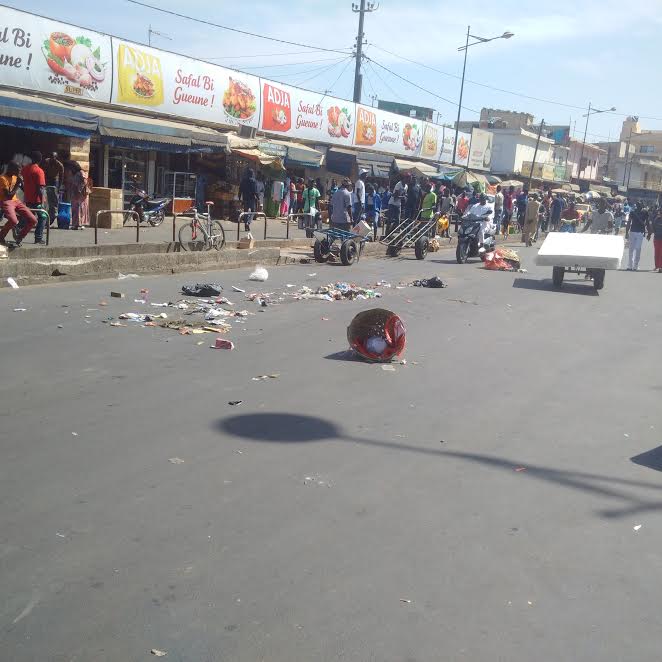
(527, 119, 544, 191)
(578, 102, 591, 182)
(453, 25, 471, 166)
(622, 127, 633, 186)
(352, 1, 378, 103)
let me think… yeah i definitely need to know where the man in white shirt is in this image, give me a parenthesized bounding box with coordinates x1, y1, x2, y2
(582, 198, 613, 234)
(354, 169, 368, 222)
(386, 173, 409, 234)
(494, 185, 504, 228)
(465, 193, 494, 247)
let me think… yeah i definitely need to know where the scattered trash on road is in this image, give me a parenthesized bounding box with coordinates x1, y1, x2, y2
(411, 276, 447, 288)
(13, 308, 26, 312)
(212, 338, 235, 350)
(400, 598, 412, 604)
(228, 400, 243, 406)
(117, 273, 140, 280)
(232, 286, 246, 293)
(110, 291, 124, 298)
(514, 467, 527, 472)
(6, 277, 19, 289)
(71, 432, 78, 436)
(252, 374, 279, 381)
(181, 283, 223, 297)
(381, 364, 396, 371)
(634, 524, 642, 532)
(151, 650, 167, 657)
(168, 457, 185, 464)
(483, 247, 521, 271)
(119, 312, 167, 322)
(348, 308, 406, 363)
(249, 266, 269, 282)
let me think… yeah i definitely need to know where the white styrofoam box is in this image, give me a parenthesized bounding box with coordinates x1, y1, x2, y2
(351, 221, 372, 237)
(535, 232, 625, 270)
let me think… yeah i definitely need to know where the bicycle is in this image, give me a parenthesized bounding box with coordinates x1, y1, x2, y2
(178, 202, 226, 251)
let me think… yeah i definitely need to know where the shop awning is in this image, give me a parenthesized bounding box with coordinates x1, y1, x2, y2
(451, 170, 490, 189)
(0, 89, 98, 138)
(394, 158, 439, 177)
(356, 151, 393, 179)
(326, 147, 356, 177)
(233, 148, 284, 169)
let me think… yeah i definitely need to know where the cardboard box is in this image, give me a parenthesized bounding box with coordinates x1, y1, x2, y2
(238, 236, 255, 249)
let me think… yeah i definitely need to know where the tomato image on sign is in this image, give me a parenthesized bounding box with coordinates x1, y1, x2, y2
(42, 32, 106, 94)
(327, 105, 352, 139)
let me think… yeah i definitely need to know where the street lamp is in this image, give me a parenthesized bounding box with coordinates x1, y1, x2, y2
(578, 102, 616, 181)
(453, 26, 514, 165)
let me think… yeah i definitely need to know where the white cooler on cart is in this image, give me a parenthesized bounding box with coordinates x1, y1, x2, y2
(536, 232, 625, 291)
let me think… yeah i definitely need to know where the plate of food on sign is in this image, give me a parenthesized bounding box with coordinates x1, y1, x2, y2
(402, 123, 422, 151)
(223, 78, 257, 122)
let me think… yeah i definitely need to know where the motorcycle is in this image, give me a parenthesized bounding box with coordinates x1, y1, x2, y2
(127, 185, 170, 227)
(456, 211, 496, 263)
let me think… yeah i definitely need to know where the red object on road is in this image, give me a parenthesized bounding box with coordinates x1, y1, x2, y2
(347, 308, 406, 363)
(212, 338, 235, 350)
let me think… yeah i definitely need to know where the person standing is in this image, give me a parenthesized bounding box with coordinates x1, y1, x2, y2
(354, 169, 367, 222)
(21, 151, 47, 244)
(386, 174, 408, 234)
(541, 190, 553, 233)
(522, 193, 541, 246)
(256, 172, 265, 211)
(550, 193, 564, 232)
(329, 179, 353, 229)
(649, 207, 662, 272)
(289, 178, 297, 216)
(516, 187, 529, 230)
(296, 178, 305, 213)
(0, 162, 37, 246)
(328, 178, 338, 201)
(405, 175, 422, 221)
(420, 182, 437, 221)
(238, 167, 258, 232)
(365, 183, 382, 238)
(315, 177, 325, 199)
(501, 185, 516, 237)
(302, 178, 321, 231)
(43, 151, 64, 226)
(582, 198, 613, 234)
(625, 202, 651, 271)
(493, 185, 504, 230)
(64, 161, 90, 230)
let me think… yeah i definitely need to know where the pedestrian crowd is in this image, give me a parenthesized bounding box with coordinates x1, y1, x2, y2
(0, 151, 90, 247)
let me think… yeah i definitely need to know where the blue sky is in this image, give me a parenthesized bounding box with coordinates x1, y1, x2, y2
(20, 0, 662, 143)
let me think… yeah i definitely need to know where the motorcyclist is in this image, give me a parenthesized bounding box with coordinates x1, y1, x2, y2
(463, 193, 493, 248)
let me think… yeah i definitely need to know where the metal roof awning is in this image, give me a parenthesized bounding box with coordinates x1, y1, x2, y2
(394, 158, 439, 177)
(356, 151, 393, 179)
(0, 88, 98, 138)
(233, 147, 284, 169)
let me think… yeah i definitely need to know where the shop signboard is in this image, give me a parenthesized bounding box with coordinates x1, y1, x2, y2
(454, 131, 471, 167)
(257, 78, 354, 146)
(0, 6, 112, 102)
(111, 38, 261, 128)
(468, 128, 493, 171)
(420, 123, 443, 160)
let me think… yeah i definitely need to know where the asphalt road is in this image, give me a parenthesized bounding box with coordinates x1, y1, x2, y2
(1, 239, 661, 662)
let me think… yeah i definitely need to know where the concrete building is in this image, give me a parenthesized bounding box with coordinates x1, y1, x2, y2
(479, 108, 533, 130)
(487, 128, 554, 177)
(567, 138, 606, 182)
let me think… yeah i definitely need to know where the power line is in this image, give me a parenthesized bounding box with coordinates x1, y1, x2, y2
(365, 59, 405, 102)
(317, 58, 354, 104)
(365, 55, 479, 113)
(264, 58, 351, 80)
(124, 0, 352, 54)
(226, 56, 350, 71)
(295, 57, 355, 87)
(205, 49, 350, 60)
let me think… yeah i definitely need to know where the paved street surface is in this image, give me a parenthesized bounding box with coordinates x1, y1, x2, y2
(1, 240, 661, 661)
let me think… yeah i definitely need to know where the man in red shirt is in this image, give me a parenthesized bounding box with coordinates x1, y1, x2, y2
(21, 151, 47, 244)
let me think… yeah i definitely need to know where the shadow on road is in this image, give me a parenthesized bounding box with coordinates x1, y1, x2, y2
(512, 277, 598, 296)
(217, 413, 662, 519)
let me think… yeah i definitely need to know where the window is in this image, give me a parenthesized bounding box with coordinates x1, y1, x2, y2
(639, 145, 655, 153)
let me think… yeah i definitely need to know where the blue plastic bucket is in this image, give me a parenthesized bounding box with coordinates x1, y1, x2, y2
(57, 202, 71, 229)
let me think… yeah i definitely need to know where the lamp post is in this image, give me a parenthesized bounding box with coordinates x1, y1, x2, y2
(453, 27, 514, 166)
(578, 102, 615, 182)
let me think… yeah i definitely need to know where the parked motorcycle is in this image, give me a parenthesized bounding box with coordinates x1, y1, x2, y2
(128, 186, 171, 227)
(456, 211, 495, 263)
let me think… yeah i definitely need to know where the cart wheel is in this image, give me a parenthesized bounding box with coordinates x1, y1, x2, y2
(415, 236, 429, 260)
(386, 244, 401, 257)
(552, 266, 565, 288)
(340, 239, 358, 266)
(593, 269, 605, 291)
(313, 239, 330, 263)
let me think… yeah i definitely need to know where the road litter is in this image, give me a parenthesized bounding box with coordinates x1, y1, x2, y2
(169, 457, 185, 464)
(624, 433, 629, 438)
(109, 322, 126, 327)
(249, 266, 269, 282)
(290, 282, 382, 302)
(483, 247, 521, 271)
(151, 650, 167, 657)
(228, 400, 243, 406)
(212, 338, 234, 350)
(400, 599, 412, 604)
(321, 317, 329, 321)
(181, 283, 223, 297)
(411, 276, 447, 288)
(196, 341, 205, 345)
(119, 312, 167, 322)
(381, 364, 396, 371)
(252, 374, 279, 381)
(308, 273, 317, 277)
(110, 291, 124, 298)
(56, 532, 66, 538)
(446, 298, 478, 305)
(348, 308, 406, 363)
(117, 273, 140, 280)
(7, 277, 19, 289)
(634, 524, 642, 532)
(57, 324, 64, 329)
(232, 286, 246, 293)
(514, 467, 527, 472)
(13, 308, 26, 312)
(304, 475, 332, 487)
(71, 432, 78, 436)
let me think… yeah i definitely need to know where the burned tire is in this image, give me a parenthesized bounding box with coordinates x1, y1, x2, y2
(340, 239, 358, 266)
(313, 239, 330, 263)
(414, 236, 429, 260)
(552, 266, 565, 288)
(593, 269, 605, 291)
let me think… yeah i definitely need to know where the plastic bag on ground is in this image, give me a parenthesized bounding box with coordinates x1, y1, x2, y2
(249, 266, 269, 282)
(181, 283, 224, 297)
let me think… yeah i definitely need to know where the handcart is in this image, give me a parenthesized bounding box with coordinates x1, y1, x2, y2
(536, 232, 625, 291)
(380, 208, 438, 260)
(313, 225, 368, 266)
